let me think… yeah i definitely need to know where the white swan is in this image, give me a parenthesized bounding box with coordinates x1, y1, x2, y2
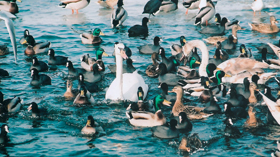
(105, 43, 148, 102)
(259, 92, 280, 125)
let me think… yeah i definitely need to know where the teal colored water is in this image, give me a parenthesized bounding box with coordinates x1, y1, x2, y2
(0, 0, 280, 156)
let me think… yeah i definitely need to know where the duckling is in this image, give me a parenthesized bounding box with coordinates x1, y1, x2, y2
(174, 112, 192, 132)
(64, 80, 76, 98)
(138, 36, 162, 55)
(203, 96, 221, 114)
(159, 0, 178, 13)
(27, 102, 47, 118)
(126, 110, 166, 127)
(146, 52, 160, 78)
(97, 0, 117, 9)
(227, 86, 249, 108)
(108, 58, 136, 74)
(82, 63, 103, 83)
(271, 141, 280, 157)
(66, 60, 87, 78)
(81, 115, 104, 135)
(238, 44, 252, 58)
(249, 16, 279, 34)
(111, 0, 127, 28)
(81, 48, 109, 72)
(213, 41, 229, 61)
(142, 0, 163, 18)
(170, 36, 187, 55)
(30, 68, 51, 87)
(0, 69, 9, 77)
(157, 63, 182, 86)
(159, 47, 179, 72)
(223, 117, 241, 137)
(0, 44, 9, 56)
(251, 0, 263, 16)
(0, 124, 9, 145)
(80, 28, 104, 45)
(73, 85, 95, 105)
(48, 49, 68, 66)
(194, 0, 215, 25)
(128, 17, 149, 37)
(182, 0, 200, 15)
(30, 56, 48, 72)
(0, 0, 20, 14)
(199, 17, 228, 35)
(224, 102, 248, 119)
(78, 73, 98, 93)
(151, 119, 179, 139)
(59, 0, 90, 14)
(243, 105, 263, 128)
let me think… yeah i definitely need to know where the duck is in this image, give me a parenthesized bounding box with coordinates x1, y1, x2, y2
(209, 48, 223, 66)
(157, 63, 182, 86)
(80, 28, 104, 45)
(224, 102, 248, 119)
(111, 0, 127, 28)
(194, 0, 215, 25)
(97, 0, 117, 9)
(170, 86, 213, 119)
(108, 58, 136, 74)
(260, 48, 280, 66)
(146, 52, 160, 78)
(22, 38, 51, 56)
(212, 41, 229, 61)
(214, 13, 240, 30)
(82, 63, 103, 83)
(105, 43, 148, 102)
(238, 44, 252, 58)
(179, 133, 205, 153)
(48, 49, 68, 66)
(151, 119, 179, 139)
(59, 0, 90, 14)
(30, 68, 51, 87)
(263, 86, 276, 102)
(20, 29, 30, 45)
(73, 85, 95, 105)
(249, 16, 279, 34)
(0, 92, 21, 113)
(203, 96, 221, 114)
(158, 82, 178, 102)
(177, 58, 200, 79)
(126, 110, 166, 127)
(182, 0, 200, 15)
(66, 60, 87, 78)
(159, 47, 179, 72)
(138, 36, 162, 55)
(81, 115, 104, 135)
(128, 17, 149, 37)
(78, 73, 98, 93)
(142, 0, 163, 18)
(271, 141, 280, 157)
(30, 56, 48, 72)
(159, 0, 178, 13)
(0, 124, 9, 145)
(64, 80, 76, 98)
(0, 0, 21, 14)
(0, 44, 9, 56)
(27, 102, 47, 118)
(170, 36, 187, 55)
(199, 17, 228, 35)
(80, 48, 109, 72)
(0, 69, 9, 77)
(174, 112, 192, 132)
(223, 117, 241, 137)
(251, 0, 264, 16)
(248, 82, 258, 105)
(227, 86, 249, 108)
(235, 77, 250, 99)
(243, 105, 263, 128)
(174, 47, 200, 66)
(256, 39, 280, 54)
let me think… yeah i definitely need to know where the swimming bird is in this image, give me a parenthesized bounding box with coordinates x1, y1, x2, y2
(97, 0, 117, 9)
(199, 17, 228, 35)
(111, 0, 127, 28)
(64, 80, 76, 98)
(59, 0, 90, 14)
(30, 56, 48, 72)
(194, 0, 215, 25)
(138, 36, 162, 55)
(260, 91, 280, 125)
(227, 86, 249, 108)
(243, 105, 263, 128)
(20, 29, 31, 45)
(170, 36, 187, 55)
(108, 58, 136, 74)
(30, 68, 51, 87)
(151, 119, 179, 139)
(248, 16, 279, 34)
(251, 0, 263, 16)
(174, 112, 192, 132)
(142, 0, 163, 18)
(126, 110, 166, 127)
(223, 117, 241, 137)
(128, 17, 149, 37)
(209, 48, 223, 66)
(66, 60, 87, 78)
(78, 73, 99, 93)
(0, 124, 9, 145)
(0, 11, 17, 62)
(203, 96, 221, 114)
(21, 31, 51, 55)
(81, 115, 104, 135)
(238, 44, 252, 58)
(0, 92, 21, 113)
(80, 28, 104, 45)
(0, 44, 9, 56)
(105, 43, 148, 102)
(159, 47, 179, 72)
(224, 102, 248, 119)
(182, 0, 200, 15)
(0, 69, 9, 77)
(27, 102, 47, 118)
(48, 49, 68, 65)
(256, 40, 280, 54)
(0, 0, 21, 14)
(73, 85, 95, 105)
(81, 63, 103, 83)
(146, 52, 160, 78)
(159, 0, 178, 13)
(179, 133, 205, 153)
(80, 48, 108, 72)
(157, 63, 181, 86)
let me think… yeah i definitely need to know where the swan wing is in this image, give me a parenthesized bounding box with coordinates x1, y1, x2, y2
(260, 92, 280, 125)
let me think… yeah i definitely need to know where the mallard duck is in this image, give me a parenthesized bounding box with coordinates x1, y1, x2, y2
(73, 85, 95, 105)
(146, 52, 160, 78)
(170, 36, 187, 55)
(21, 31, 51, 55)
(238, 44, 252, 58)
(111, 0, 127, 28)
(66, 60, 87, 78)
(20, 29, 30, 45)
(81, 115, 103, 135)
(248, 16, 279, 34)
(30, 68, 51, 87)
(81, 48, 109, 72)
(108, 58, 136, 74)
(0, 124, 9, 145)
(97, 0, 117, 9)
(0, 44, 9, 56)
(105, 43, 148, 102)
(194, 0, 215, 25)
(48, 49, 68, 65)
(157, 63, 182, 86)
(159, 0, 178, 13)
(243, 105, 263, 128)
(138, 36, 162, 55)
(199, 17, 228, 35)
(142, 0, 163, 18)
(159, 47, 179, 72)
(212, 41, 229, 61)
(0, 0, 21, 14)
(128, 17, 149, 37)
(64, 80, 76, 98)
(27, 102, 47, 118)
(78, 73, 98, 93)
(158, 82, 178, 102)
(0, 92, 21, 113)
(80, 28, 104, 45)
(30, 56, 48, 72)
(126, 110, 166, 127)
(260, 47, 280, 66)
(256, 40, 280, 54)
(81, 63, 103, 83)
(179, 133, 205, 153)
(251, 0, 263, 16)
(223, 117, 241, 137)
(209, 48, 223, 66)
(151, 119, 179, 139)
(234, 77, 250, 99)
(59, 0, 90, 14)
(182, 0, 200, 15)
(224, 102, 248, 119)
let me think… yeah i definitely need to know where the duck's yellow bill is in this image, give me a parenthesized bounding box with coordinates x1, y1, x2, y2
(102, 51, 109, 56)
(163, 99, 171, 106)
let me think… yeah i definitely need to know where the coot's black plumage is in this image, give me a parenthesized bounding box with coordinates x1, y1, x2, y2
(30, 56, 48, 72)
(48, 49, 68, 65)
(128, 17, 149, 37)
(143, 0, 163, 18)
(30, 68, 51, 87)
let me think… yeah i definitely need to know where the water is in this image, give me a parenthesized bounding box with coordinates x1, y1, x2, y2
(0, 0, 280, 156)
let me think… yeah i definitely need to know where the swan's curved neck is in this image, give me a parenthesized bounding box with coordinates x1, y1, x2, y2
(116, 49, 124, 100)
(183, 40, 209, 77)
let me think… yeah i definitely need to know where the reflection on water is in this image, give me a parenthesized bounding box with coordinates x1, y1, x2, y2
(62, 13, 88, 25)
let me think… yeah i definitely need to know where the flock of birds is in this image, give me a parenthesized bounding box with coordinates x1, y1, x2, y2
(0, 0, 280, 155)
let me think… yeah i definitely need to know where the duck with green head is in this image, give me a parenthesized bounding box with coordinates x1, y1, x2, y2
(80, 28, 104, 45)
(81, 48, 109, 72)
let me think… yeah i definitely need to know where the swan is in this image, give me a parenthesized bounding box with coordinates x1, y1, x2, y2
(260, 92, 280, 125)
(105, 43, 148, 102)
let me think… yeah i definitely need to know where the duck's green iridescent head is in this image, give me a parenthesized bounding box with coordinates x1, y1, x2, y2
(93, 28, 104, 36)
(154, 95, 171, 111)
(96, 48, 108, 60)
(180, 36, 187, 46)
(189, 57, 200, 69)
